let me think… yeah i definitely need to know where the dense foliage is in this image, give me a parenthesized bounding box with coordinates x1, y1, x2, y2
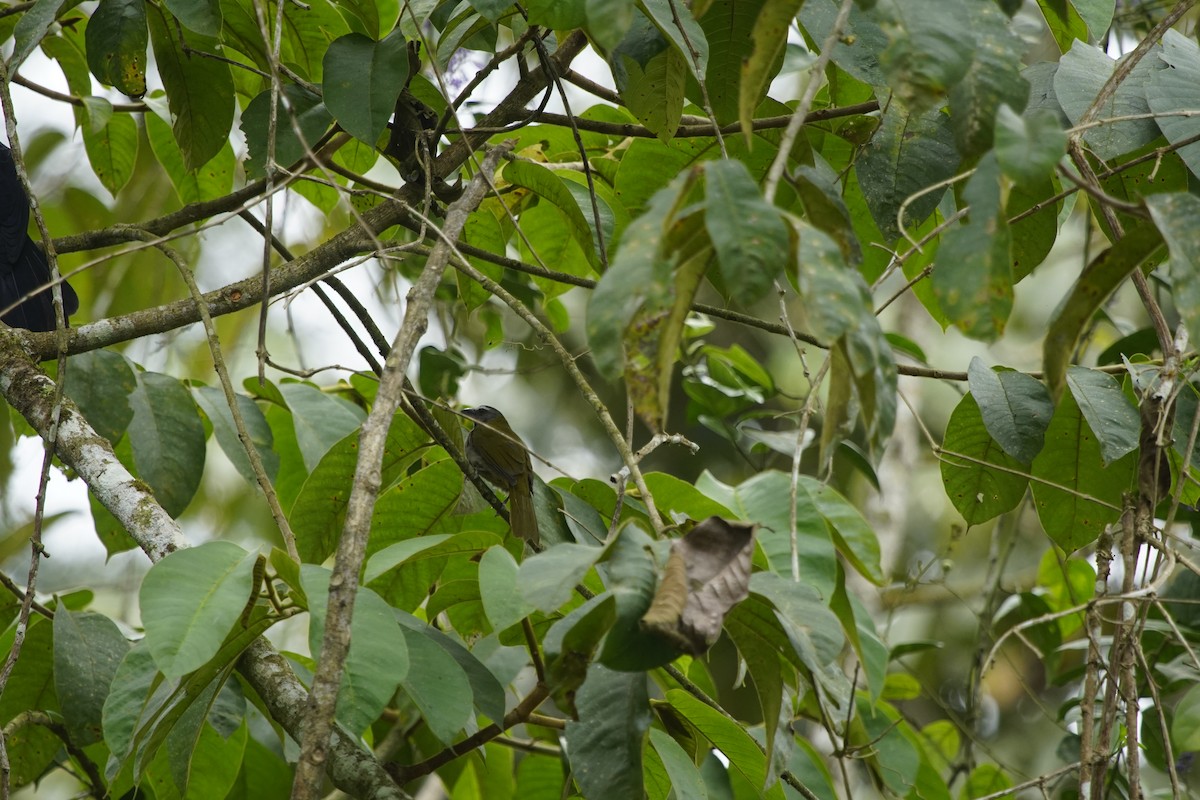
(2, 0, 1200, 798)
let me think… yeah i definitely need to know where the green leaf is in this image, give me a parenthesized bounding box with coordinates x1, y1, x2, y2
(147, 4, 234, 169)
(793, 161, 862, 266)
(543, 592, 618, 715)
(599, 523, 681, 670)
(369, 457, 466, 550)
(1146, 193, 1200, 350)
(1146, 30, 1200, 181)
(127, 371, 206, 517)
(1042, 223, 1164, 400)
(415, 621, 506, 724)
(739, 0, 802, 139)
(322, 31, 410, 144)
(586, 0, 636, 52)
(162, 0, 221, 36)
(241, 85, 333, 178)
(140, 542, 258, 677)
(12, 0, 68, 70)
(64, 349, 137, 443)
(640, 0, 708, 80)
(708, 470, 836, 597)
(478, 545, 536, 631)
(289, 415, 428, 563)
(619, 43, 686, 144)
(193, 386, 279, 486)
(945, 3, 1028, 160)
(1030, 389, 1134, 552)
(301, 566, 409, 736)
(1171, 682, 1200, 750)
(146, 112, 236, 203)
(527, 0, 585, 28)
(931, 152, 1012, 341)
(565, 664, 650, 800)
(967, 358, 1053, 464)
(1065, 367, 1139, 465)
(704, 160, 788, 305)
(279, 382, 366, 472)
(54, 610, 130, 746)
(994, 105, 1066, 184)
(519, 543, 604, 611)
(648, 728, 709, 800)
(86, 0, 148, 96)
(666, 688, 773, 791)
(1053, 39, 1162, 161)
(505, 160, 599, 266)
(962, 763, 1013, 799)
(857, 100, 959, 241)
(941, 393, 1029, 525)
(102, 642, 162, 780)
(395, 624, 474, 744)
(1009, 175, 1061, 281)
(695, 0, 764, 125)
(799, 0, 886, 86)
(876, 0, 974, 111)
(802, 478, 883, 584)
(723, 599, 785, 773)
(83, 111, 138, 196)
(587, 169, 697, 377)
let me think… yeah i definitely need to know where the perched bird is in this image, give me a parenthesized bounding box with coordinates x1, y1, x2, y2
(463, 405, 538, 545)
(0, 141, 78, 331)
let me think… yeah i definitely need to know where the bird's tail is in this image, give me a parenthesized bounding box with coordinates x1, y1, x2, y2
(509, 476, 539, 546)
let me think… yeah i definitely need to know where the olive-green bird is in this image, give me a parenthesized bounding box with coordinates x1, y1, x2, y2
(462, 406, 539, 545)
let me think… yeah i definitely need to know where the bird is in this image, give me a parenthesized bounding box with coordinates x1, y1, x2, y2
(0, 141, 78, 331)
(462, 405, 539, 545)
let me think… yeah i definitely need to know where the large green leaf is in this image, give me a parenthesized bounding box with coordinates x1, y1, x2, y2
(666, 688, 781, 796)
(932, 152, 1012, 341)
(395, 624, 473, 744)
(478, 545, 536, 632)
(704, 160, 788, 305)
(1147, 30, 1200, 180)
(940, 393, 1029, 525)
(162, 0, 221, 36)
(857, 100, 959, 241)
(54, 610, 130, 746)
(1065, 367, 1139, 466)
(194, 386, 279, 486)
(876, 0, 974, 112)
(599, 523, 680, 670)
(1053, 39, 1162, 161)
(611, 15, 686, 143)
(1030, 389, 1135, 552)
(587, 169, 697, 377)
(322, 30, 410, 144)
(85, 0, 148, 96)
(505, 160, 600, 266)
(946, 2, 1028, 160)
(279, 383, 366, 471)
(519, 542, 604, 611)
(146, 112, 236, 204)
(565, 664, 650, 800)
(64, 349, 137, 444)
(241, 85, 333, 178)
(127, 370, 206, 518)
(1042, 223, 1164, 400)
(640, 0, 708, 80)
(147, 3, 234, 169)
(1146, 193, 1200, 350)
(301, 566, 409, 736)
(140, 541, 258, 678)
(967, 358, 1053, 464)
